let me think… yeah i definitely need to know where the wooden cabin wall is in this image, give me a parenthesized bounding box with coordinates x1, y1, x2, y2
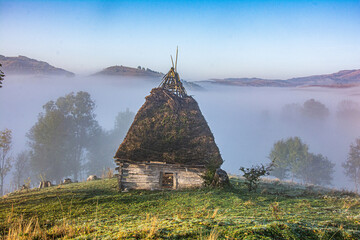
(118, 162, 205, 190)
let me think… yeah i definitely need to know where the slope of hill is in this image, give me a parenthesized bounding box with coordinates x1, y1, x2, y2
(94, 66, 204, 90)
(199, 69, 360, 87)
(183, 80, 205, 91)
(287, 69, 360, 86)
(0, 55, 75, 77)
(206, 78, 291, 87)
(94, 65, 163, 78)
(1, 177, 359, 239)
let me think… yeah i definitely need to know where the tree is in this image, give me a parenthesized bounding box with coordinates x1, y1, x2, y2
(302, 99, 329, 120)
(287, 137, 309, 180)
(268, 139, 290, 180)
(295, 153, 334, 185)
(337, 100, 360, 129)
(112, 108, 135, 143)
(0, 129, 12, 195)
(12, 150, 30, 189)
(86, 125, 112, 176)
(28, 91, 98, 182)
(343, 138, 360, 192)
(281, 99, 329, 124)
(337, 100, 360, 118)
(87, 109, 135, 176)
(0, 63, 4, 88)
(57, 91, 97, 180)
(28, 109, 72, 183)
(281, 103, 302, 122)
(240, 163, 272, 192)
(269, 137, 334, 186)
(269, 137, 308, 180)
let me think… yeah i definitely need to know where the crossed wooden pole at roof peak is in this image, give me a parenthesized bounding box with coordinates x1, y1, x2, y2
(159, 47, 187, 98)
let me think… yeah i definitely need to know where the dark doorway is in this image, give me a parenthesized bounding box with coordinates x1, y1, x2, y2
(162, 172, 174, 189)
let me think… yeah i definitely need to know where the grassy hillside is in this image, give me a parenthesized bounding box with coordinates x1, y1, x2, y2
(93, 65, 162, 78)
(1, 177, 360, 239)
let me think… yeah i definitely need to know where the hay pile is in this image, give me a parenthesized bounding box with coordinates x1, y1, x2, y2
(115, 88, 223, 168)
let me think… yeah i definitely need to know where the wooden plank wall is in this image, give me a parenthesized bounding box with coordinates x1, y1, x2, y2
(119, 162, 205, 190)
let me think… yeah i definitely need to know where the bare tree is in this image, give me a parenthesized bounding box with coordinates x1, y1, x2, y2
(0, 129, 12, 195)
(337, 100, 360, 129)
(12, 150, 30, 189)
(343, 138, 360, 192)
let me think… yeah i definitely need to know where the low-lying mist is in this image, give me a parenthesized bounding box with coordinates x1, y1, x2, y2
(1, 75, 360, 190)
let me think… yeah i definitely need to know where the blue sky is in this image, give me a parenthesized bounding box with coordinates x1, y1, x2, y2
(0, 0, 359, 80)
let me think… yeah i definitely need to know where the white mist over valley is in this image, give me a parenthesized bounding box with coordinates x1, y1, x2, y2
(1, 75, 360, 190)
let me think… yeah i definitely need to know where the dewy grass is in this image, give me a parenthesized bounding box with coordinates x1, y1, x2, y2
(1, 177, 360, 239)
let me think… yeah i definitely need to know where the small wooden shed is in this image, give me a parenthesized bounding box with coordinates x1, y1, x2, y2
(115, 160, 206, 190)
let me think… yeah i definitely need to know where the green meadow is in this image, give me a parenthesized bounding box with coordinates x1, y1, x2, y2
(1, 177, 360, 239)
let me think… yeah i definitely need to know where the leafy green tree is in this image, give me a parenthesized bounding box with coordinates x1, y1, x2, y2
(270, 137, 333, 186)
(12, 150, 31, 189)
(343, 139, 360, 192)
(268, 139, 290, 180)
(56, 91, 97, 180)
(28, 91, 98, 182)
(287, 137, 309, 180)
(0, 63, 4, 88)
(269, 137, 308, 180)
(28, 109, 72, 183)
(296, 153, 334, 185)
(0, 129, 12, 195)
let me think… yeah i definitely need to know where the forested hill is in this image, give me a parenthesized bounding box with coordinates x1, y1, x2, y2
(93, 65, 163, 78)
(0, 55, 75, 77)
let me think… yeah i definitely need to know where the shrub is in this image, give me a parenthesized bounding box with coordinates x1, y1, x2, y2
(202, 168, 216, 186)
(240, 164, 272, 192)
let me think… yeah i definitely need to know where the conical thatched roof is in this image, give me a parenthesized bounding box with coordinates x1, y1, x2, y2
(114, 87, 223, 168)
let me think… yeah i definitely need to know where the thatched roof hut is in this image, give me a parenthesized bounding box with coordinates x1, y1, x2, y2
(114, 52, 223, 190)
(115, 87, 223, 168)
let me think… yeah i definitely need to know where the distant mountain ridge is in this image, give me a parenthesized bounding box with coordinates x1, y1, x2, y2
(200, 69, 360, 87)
(94, 65, 204, 91)
(94, 65, 163, 78)
(1, 54, 359, 88)
(0, 55, 74, 77)
(287, 69, 360, 86)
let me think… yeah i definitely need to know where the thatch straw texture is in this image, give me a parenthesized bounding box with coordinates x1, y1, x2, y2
(115, 88, 223, 168)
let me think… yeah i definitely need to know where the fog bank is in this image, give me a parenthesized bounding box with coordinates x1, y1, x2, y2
(1, 76, 360, 190)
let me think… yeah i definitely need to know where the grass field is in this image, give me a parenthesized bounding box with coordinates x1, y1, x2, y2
(1, 177, 360, 239)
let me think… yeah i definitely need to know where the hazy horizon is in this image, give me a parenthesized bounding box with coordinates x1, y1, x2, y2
(1, 58, 360, 82)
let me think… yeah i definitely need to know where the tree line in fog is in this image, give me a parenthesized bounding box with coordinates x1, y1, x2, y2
(269, 137, 334, 185)
(2, 94, 360, 194)
(0, 91, 135, 193)
(281, 98, 360, 124)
